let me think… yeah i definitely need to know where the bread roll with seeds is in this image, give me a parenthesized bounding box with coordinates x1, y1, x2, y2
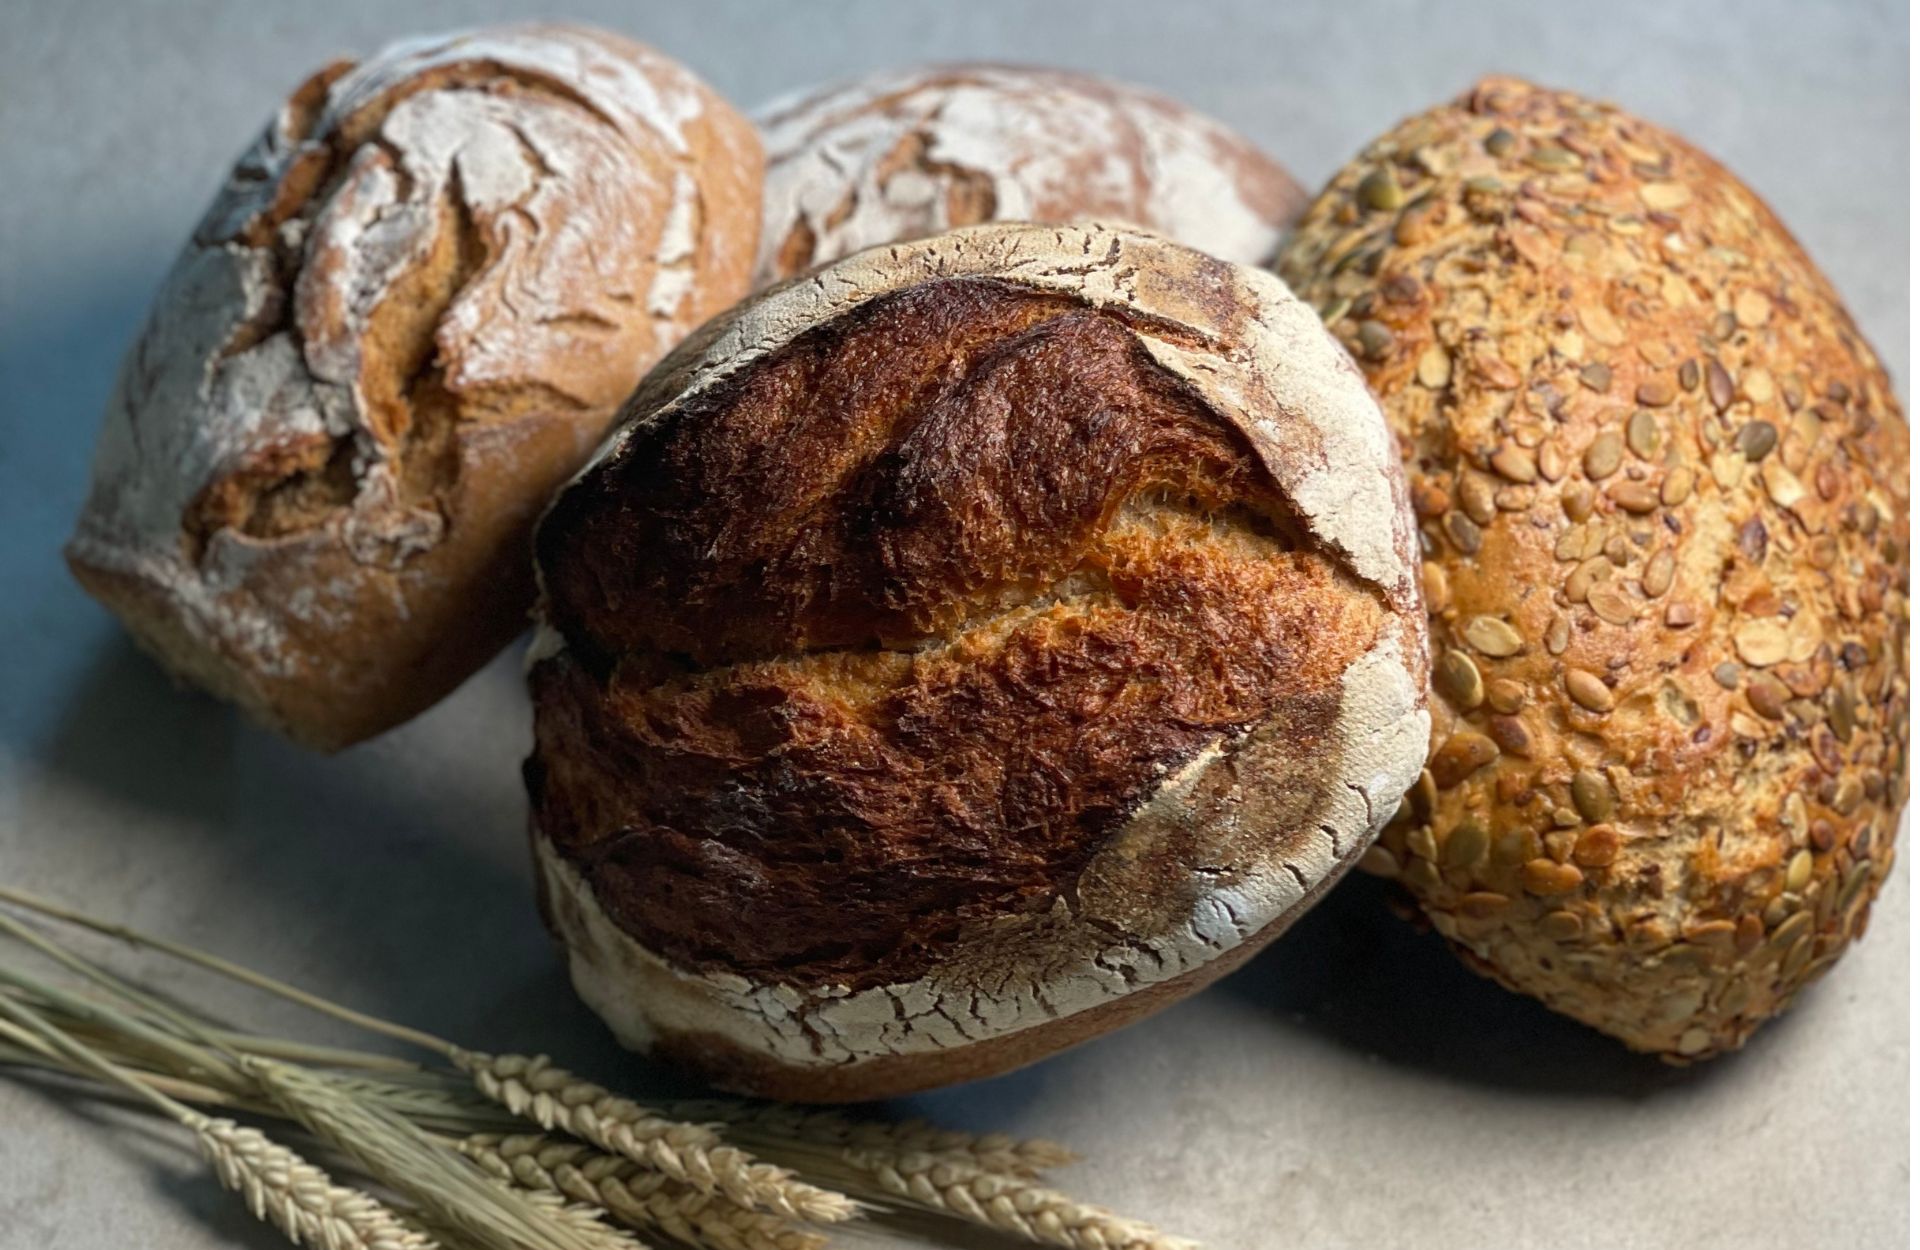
(1278, 76, 1910, 1061)
(66, 24, 763, 750)
(527, 222, 1429, 1101)
(753, 64, 1305, 286)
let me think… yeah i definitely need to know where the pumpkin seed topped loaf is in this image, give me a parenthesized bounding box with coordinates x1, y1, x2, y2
(1278, 76, 1910, 1061)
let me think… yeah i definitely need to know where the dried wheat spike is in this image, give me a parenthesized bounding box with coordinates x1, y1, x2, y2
(463, 1133, 830, 1250)
(453, 1052, 853, 1222)
(188, 1114, 434, 1250)
(859, 1150, 1197, 1250)
(669, 1100, 1078, 1176)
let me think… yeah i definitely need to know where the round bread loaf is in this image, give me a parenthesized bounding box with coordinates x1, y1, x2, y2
(527, 222, 1429, 1100)
(752, 64, 1305, 287)
(65, 23, 763, 751)
(1277, 77, 1911, 1060)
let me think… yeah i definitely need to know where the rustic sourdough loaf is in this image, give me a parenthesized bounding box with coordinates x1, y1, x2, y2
(66, 23, 763, 750)
(753, 64, 1305, 287)
(526, 222, 1430, 1100)
(1278, 77, 1910, 1060)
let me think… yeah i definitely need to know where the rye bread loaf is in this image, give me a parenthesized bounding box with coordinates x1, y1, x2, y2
(526, 222, 1430, 1100)
(66, 23, 763, 750)
(1277, 76, 1911, 1060)
(753, 64, 1305, 286)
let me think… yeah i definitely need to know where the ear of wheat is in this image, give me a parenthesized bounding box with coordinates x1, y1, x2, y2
(453, 1050, 855, 1224)
(460, 1132, 828, 1250)
(0, 888, 1200, 1250)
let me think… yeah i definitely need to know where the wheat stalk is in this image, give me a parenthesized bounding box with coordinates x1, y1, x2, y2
(189, 1113, 435, 1250)
(452, 1050, 854, 1224)
(461, 1133, 827, 1250)
(668, 1100, 1078, 1177)
(245, 1057, 609, 1250)
(843, 1151, 1196, 1250)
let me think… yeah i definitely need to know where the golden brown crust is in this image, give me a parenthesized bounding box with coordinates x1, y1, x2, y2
(1278, 76, 1911, 1060)
(65, 24, 764, 750)
(527, 222, 1429, 1098)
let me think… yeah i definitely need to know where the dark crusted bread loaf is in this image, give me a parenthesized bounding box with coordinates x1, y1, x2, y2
(753, 64, 1306, 286)
(1278, 76, 1911, 1060)
(65, 24, 763, 750)
(526, 222, 1430, 1100)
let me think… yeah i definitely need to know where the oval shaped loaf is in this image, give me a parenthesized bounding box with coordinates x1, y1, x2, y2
(1278, 76, 1911, 1060)
(527, 222, 1429, 1100)
(753, 64, 1305, 286)
(65, 23, 763, 750)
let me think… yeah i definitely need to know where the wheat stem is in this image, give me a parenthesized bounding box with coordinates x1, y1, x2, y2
(0, 888, 450, 1054)
(244, 1056, 609, 1250)
(0, 992, 429, 1250)
(452, 1051, 854, 1224)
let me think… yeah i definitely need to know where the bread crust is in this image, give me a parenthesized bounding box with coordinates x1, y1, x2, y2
(65, 23, 763, 750)
(753, 64, 1305, 286)
(1278, 76, 1911, 1060)
(528, 222, 1428, 1099)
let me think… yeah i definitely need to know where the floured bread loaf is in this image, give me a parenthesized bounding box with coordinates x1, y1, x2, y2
(1279, 77, 1911, 1060)
(753, 64, 1305, 286)
(66, 23, 763, 750)
(526, 222, 1430, 1100)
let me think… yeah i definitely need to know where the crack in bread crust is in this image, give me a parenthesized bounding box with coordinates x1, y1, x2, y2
(532, 270, 1402, 991)
(527, 223, 1430, 1095)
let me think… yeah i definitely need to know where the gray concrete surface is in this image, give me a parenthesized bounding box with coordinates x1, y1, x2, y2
(0, 2, 1908, 1247)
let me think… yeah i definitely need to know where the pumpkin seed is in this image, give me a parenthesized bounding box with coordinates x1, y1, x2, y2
(1659, 466, 1695, 506)
(1445, 819, 1489, 869)
(1565, 668, 1615, 712)
(1707, 360, 1735, 411)
(1540, 910, 1584, 941)
(1464, 615, 1524, 657)
(1578, 362, 1612, 391)
(1638, 181, 1693, 211)
(1626, 409, 1661, 458)
(1785, 849, 1814, 893)
(1584, 430, 1625, 479)
(1356, 319, 1395, 360)
(1491, 443, 1538, 483)
(1483, 128, 1517, 158)
(1737, 420, 1777, 461)
(1435, 649, 1485, 710)
(1642, 549, 1676, 597)
(1571, 769, 1615, 823)
(1635, 379, 1676, 408)
(1522, 859, 1583, 896)
(1358, 167, 1404, 212)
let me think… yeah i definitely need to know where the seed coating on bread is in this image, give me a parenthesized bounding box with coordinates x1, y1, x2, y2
(1279, 76, 1911, 1061)
(528, 222, 1429, 1099)
(66, 23, 763, 750)
(753, 64, 1305, 286)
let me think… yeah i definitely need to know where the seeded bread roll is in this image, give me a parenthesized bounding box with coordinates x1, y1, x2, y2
(1278, 77, 1911, 1061)
(753, 64, 1305, 287)
(66, 24, 763, 751)
(527, 222, 1429, 1100)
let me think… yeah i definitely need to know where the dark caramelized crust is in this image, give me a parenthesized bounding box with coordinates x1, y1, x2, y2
(530, 277, 1389, 989)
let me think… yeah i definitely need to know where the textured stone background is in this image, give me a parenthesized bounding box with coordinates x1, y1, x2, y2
(0, 2, 1907, 1247)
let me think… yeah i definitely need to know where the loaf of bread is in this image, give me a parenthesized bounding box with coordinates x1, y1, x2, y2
(526, 222, 1429, 1100)
(65, 23, 763, 750)
(753, 64, 1305, 286)
(1278, 77, 1911, 1060)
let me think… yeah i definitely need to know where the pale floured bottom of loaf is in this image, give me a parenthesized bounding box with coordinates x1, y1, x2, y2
(532, 627, 1427, 1098)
